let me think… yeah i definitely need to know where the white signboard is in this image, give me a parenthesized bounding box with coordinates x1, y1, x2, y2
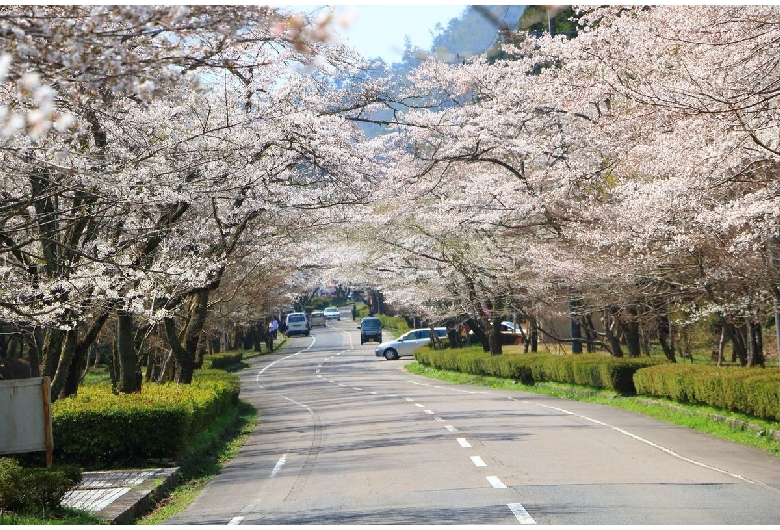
(0, 377, 53, 463)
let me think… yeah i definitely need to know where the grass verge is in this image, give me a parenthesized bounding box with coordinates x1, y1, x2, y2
(0, 509, 104, 525)
(406, 362, 780, 457)
(135, 399, 258, 524)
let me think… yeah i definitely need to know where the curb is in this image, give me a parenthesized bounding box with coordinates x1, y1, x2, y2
(62, 467, 179, 524)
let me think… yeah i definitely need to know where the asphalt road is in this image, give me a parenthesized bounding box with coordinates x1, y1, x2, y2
(166, 315, 780, 525)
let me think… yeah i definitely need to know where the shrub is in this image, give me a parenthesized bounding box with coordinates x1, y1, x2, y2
(52, 371, 240, 467)
(415, 349, 664, 394)
(204, 351, 243, 370)
(376, 314, 409, 334)
(0, 458, 81, 513)
(634, 364, 780, 421)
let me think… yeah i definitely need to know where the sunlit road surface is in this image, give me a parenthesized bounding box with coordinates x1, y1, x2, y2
(166, 317, 780, 525)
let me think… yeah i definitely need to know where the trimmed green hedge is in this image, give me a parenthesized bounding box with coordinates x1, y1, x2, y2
(204, 351, 243, 370)
(633, 364, 780, 421)
(415, 349, 665, 394)
(377, 314, 409, 334)
(0, 458, 81, 513)
(52, 370, 240, 467)
(415, 347, 780, 422)
(355, 307, 409, 334)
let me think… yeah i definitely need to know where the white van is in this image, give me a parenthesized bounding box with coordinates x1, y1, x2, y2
(285, 312, 310, 337)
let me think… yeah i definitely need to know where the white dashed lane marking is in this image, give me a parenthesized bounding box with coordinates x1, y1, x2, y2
(470, 456, 487, 467)
(270, 454, 287, 478)
(486, 476, 506, 488)
(508, 503, 537, 524)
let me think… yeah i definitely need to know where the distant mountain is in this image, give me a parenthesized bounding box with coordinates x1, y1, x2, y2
(392, 5, 525, 70)
(431, 5, 526, 62)
(355, 6, 527, 139)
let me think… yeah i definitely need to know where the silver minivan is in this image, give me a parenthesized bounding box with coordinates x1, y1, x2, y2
(285, 312, 310, 337)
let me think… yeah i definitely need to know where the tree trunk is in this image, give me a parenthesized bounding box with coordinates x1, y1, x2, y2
(41, 327, 64, 379)
(429, 324, 443, 350)
(657, 314, 676, 362)
(164, 289, 210, 384)
(580, 314, 597, 353)
(603, 308, 623, 357)
(50, 329, 77, 402)
(465, 317, 489, 352)
(195, 332, 206, 369)
(116, 310, 141, 393)
(158, 351, 176, 383)
(569, 299, 582, 353)
(731, 323, 748, 366)
(447, 327, 462, 348)
(717, 321, 728, 366)
(489, 315, 502, 355)
(164, 316, 194, 383)
(60, 338, 88, 399)
(747, 319, 764, 367)
(25, 325, 43, 377)
(620, 306, 641, 357)
(232, 326, 243, 351)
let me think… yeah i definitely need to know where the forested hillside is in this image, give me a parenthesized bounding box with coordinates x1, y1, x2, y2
(393, 5, 525, 70)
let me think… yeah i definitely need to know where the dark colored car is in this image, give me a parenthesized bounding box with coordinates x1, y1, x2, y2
(358, 317, 382, 344)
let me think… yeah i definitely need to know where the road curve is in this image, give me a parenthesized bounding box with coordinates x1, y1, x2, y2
(165, 317, 780, 525)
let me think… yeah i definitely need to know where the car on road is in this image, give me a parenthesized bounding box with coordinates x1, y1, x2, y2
(358, 317, 382, 344)
(324, 307, 341, 321)
(309, 311, 326, 327)
(375, 327, 448, 360)
(285, 312, 310, 337)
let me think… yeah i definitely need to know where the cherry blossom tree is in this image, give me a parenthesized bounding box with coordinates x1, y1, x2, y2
(343, 5, 780, 365)
(0, 5, 387, 396)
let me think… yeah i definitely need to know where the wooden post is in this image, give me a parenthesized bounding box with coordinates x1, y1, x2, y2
(41, 377, 53, 467)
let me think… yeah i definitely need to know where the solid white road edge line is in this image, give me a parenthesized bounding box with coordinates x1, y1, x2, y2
(527, 400, 758, 485)
(402, 376, 763, 489)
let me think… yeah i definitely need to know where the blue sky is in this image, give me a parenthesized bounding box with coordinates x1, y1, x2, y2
(279, 4, 469, 64)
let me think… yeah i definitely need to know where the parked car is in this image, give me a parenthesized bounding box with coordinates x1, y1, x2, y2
(324, 307, 341, 321)
(501, 321, 527, 334)
(375, 327, 448, 360)
(358, 317, 382, 344)
(309, 311, 326, 327)
(501, 321, 526, 344)
(285, 312, 310, 337)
